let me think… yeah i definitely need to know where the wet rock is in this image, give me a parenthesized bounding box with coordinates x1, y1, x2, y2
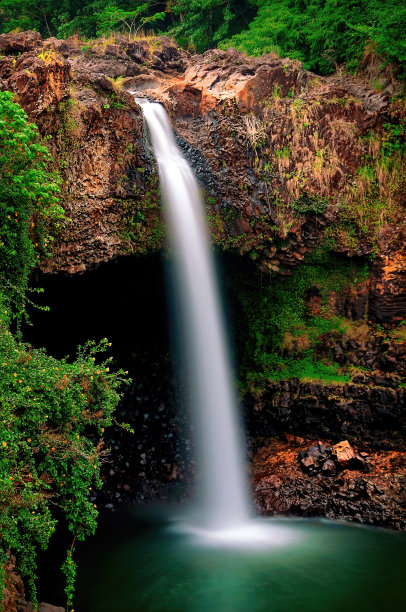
(247, 351, 406, 449)
(97, 359, 194, 510)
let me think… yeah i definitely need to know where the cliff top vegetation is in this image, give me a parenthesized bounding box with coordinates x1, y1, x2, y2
(0, 1, 405, 76)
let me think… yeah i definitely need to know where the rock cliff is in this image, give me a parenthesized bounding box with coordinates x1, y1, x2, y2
(1, 32, 404, 324)
(1, 31, 405, 530)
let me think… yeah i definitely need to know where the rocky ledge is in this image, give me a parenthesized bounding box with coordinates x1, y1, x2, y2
(248, 374, 406, 449)
(253, 436, 406, 529)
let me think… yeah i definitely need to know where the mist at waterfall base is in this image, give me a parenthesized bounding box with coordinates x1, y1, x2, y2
(71, 102, 406, 610)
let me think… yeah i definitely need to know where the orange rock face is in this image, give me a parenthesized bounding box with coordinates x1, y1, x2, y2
(369, 231, 406, 323)
(7, 52, 70, 116)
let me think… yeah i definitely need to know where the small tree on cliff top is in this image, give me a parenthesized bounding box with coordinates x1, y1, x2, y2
(95, 3, 166, 39)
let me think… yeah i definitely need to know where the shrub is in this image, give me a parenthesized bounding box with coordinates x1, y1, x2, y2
(293, 193, 328, 215)
(0, 300, 128, 608)
(0, 91, 128, 611)
(0, 91, 64, 318)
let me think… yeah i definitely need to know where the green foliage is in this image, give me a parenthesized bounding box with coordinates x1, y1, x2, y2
(207, 204, 276, 254)
(0, 1, 170, 40)
(293, 193, 328, 215)
(170, 0, 256, 52)
(230, 249, 368, 386)
(94, 3, 165, 39)
(246, 351, 350, 384)
(0, 0, 56, 36)
(275, 146, 290, 159)
(0, 299, 128, 606)
(106, 91, 128, 109)
(61, 549, 76, 610)
(1, 1, 405, 75)
(381, 121, 406, 153)
(0, 92, 64, 318)
(119, 179, 165, 253)
(0, 93, 126, 609)
(325, 120, 406, 251)
(221, 0, 406, 75)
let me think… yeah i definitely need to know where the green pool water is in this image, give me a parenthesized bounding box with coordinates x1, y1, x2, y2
(74, 509, 405, 612)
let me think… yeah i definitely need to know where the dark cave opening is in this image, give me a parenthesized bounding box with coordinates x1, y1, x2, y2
(27, 253, 185, 605)
(25, 252, 191, 513)
(23, 249, 260, 384)
(24, 253, 171, 365)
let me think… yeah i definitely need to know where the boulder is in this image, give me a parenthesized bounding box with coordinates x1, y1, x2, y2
(255, 438, 406, 529)
(301, 455, 319, 473)
(331, 440, 356, 468)
(298, 440, 371, 475)
(7, 52, 70, 116)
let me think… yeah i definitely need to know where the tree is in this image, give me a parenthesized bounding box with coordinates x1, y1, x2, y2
(95, 2, 166, 39)
(0, 0, 56, 36)
(170, 0, 256, 52)
(0, 1, 169, 39)
(221, 0, 406, 75)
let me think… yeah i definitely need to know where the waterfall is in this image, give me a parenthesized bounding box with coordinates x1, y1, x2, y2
(135, 98, 250, 531)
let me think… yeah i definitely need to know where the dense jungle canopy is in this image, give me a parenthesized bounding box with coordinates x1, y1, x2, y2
(0, 1, 406, 75)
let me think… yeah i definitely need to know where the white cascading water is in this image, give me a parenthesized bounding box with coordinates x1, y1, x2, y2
(135, 98, 250, 532)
